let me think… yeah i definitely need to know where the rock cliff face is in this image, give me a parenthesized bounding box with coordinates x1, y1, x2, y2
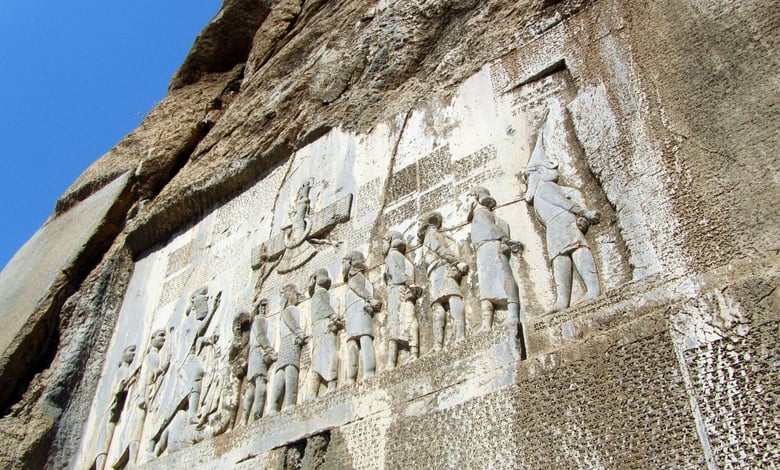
(1, 0, 778, 468)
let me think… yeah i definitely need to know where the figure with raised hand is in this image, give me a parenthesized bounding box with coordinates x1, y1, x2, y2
(418, 211, 469, 350)
(524, 114, 600, 312)
(383, 231, 420, 367)
(342, 250, 382, 384)
(468, 187, 523, 331)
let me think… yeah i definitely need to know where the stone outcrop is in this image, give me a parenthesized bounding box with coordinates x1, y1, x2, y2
(0, 0, 777, 468)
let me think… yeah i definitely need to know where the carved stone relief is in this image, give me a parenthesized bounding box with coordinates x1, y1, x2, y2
(467, 187, 523, 331)
(382, 231, 420, 368)
(524, 112, 601, 313)
(342, 250, 381, 384)
(305, 268, 342, 399)
(267, 284, 307, 414)
(417, 212, 468, 351)
(75, 65, 631, 467)
(242, 300, 276, 424)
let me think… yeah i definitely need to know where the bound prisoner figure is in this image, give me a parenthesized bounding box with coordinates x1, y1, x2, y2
(268, 283, 308, 413)
(418, 211, 469, 350)
(524, 115, 600, 312)
(306, 268, 343, 398)
(468, 187, 523, 331)
(342, 250, 382, 384)
(383, 231, 420, 367)
(242, 299, 277, 424)
(93, 345, 136, 470)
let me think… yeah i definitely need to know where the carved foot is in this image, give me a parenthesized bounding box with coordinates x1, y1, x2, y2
(578, 292, 600, 303)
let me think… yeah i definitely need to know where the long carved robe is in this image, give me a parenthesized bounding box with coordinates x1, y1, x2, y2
(277, 305, 304, 369)
(310, 285, 339, 382)
(470, 205, 519, 305)
(345, 271, 375, 340)
(384, 248, 416, 343)
(422, 230, 463, 303)
(532, 181, 589, 260)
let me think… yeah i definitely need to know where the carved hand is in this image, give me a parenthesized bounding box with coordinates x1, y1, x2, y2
(507, 240, 524, 254)
(456, 262, 469, 274)
(367, 298, 382, 313)
(585, 210, 601, 224)
(264, 349, 278, 364)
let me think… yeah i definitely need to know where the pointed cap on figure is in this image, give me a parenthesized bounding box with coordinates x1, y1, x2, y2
(524, 110, 560, 203)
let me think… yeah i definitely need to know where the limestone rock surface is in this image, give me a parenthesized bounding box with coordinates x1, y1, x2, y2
(0, 0, 778, 468)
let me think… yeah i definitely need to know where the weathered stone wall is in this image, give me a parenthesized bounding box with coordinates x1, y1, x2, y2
(0, 0, 777, 468)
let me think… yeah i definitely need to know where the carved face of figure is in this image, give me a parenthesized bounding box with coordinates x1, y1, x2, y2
(315, 269, 331, 289)
(282, 284, 300, 307)
(190, 286, 210, 320)
(233, 311, 251, 338)
(418, 211, 443, 241)
(121, 345, 136, 365)
(383, 231, 405, 255)
(469, 187, 496, 212)
(576, 215, 590, 234)
(254, 298, 269, 317)
(342, 251, 366, 281)
(150, 329, 167, 350)
(524, 164, 558, 203)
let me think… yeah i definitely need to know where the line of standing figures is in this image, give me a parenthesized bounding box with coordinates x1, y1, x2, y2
(95, 169, 602, 467)
(254, 185, 531, 420)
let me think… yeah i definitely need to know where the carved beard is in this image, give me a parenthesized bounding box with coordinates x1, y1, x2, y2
(525, 172, 541, 203)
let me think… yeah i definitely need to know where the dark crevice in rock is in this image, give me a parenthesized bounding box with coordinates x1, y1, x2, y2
(512, 59, 568, 91)
(271, 430, 331, 470)
(42, 253, 133, 469)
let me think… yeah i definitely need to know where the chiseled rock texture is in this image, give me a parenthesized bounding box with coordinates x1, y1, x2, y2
(0, 0, 778, 468)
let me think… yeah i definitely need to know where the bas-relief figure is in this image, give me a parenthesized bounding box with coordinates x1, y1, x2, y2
(146, 287, 221, 461)
(177, 287, 222, 423)
(242, 299, 277, 424)
(151, 310, 251, 458)
(468, 187, 523, 331)
(342, 250, 382, 384)
(306, 268, 343, 398)
(524, 116, 601, 312)
(88, 159, 552, 466)
(93, 345, 136, 470)
(383, 231, 420, 367)
(110, 329, 168, 468)
(418, 212, 469, 351)
(268, 283, 308, 413)
(253, 180, 353, 280)
(196, 310, 252, 437)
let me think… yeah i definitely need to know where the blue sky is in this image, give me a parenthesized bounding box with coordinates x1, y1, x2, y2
(0, 1, 221, 270)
